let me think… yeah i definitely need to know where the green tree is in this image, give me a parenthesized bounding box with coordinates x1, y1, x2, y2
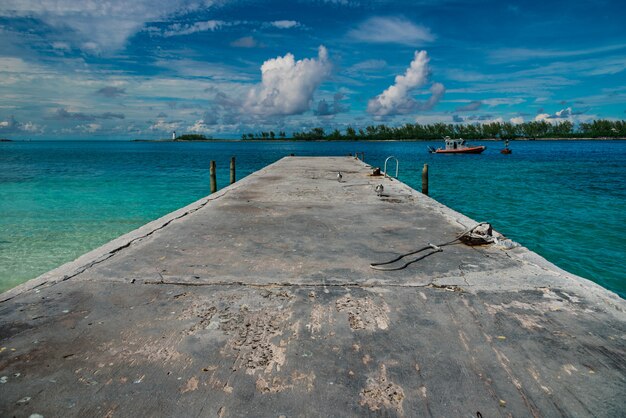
(346, 126, 356, 139)
(329, 129, 342, 140)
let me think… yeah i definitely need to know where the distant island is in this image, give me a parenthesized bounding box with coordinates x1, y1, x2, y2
(276, 119, 626, 141)
(133, 134, 215, 142)
(134, 119, 625, 142)
(0, 138, 12, 142)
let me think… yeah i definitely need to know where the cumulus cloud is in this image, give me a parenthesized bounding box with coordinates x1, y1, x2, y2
(0, 0, 217, 51)
(187, 109, 220, 131)
(0, 115, 43, 134)
(244, 46, 332, 116)
(149, 118, 181, 132)
(555, 107, 572, 118)
(367, 50, 445, 116)
(348, 17, 434, 45)
(188, 119, 211, 133)
(510, 116, 524, 124)
(455, 100, 482, 112)
(535, 107, 585, 121)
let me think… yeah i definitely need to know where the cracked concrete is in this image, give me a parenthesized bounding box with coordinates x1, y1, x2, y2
(0, 156, 624, 417)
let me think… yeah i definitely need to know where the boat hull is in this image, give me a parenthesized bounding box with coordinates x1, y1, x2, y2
(435, 146, 486, 154)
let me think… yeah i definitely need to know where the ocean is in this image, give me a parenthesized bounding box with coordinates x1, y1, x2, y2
(1, 140, 625, 298)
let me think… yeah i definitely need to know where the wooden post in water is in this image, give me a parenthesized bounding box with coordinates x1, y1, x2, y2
(210, 160, 217, 194)
(230, 156, 236, 184)
(422, 164, 429, 196)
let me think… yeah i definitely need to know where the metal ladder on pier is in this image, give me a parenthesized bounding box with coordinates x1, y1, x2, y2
(383, 156, 399, 179)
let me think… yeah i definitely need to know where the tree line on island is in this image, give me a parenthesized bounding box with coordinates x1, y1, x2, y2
(240, 119, 626, 140)
(166, 119, 625, 141)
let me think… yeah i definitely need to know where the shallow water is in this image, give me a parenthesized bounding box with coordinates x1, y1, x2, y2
(1, 140, 624, 298)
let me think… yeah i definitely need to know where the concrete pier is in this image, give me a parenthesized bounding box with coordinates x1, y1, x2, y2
(1, 157, 624, 417)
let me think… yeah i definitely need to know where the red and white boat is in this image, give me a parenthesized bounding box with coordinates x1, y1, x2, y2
(428, 137, 486, 154)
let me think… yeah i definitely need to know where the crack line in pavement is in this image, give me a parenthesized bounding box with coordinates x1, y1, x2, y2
(140, 279, 468, 291)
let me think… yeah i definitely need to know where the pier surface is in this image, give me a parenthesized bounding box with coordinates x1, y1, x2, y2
(1, 157, 624, 417)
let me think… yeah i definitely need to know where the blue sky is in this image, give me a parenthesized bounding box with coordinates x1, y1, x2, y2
(1, 0, 625, 139)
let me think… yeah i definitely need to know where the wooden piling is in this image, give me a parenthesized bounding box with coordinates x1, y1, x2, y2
(210, 160, 217, 193)
(422, 163, 429, 196)
(230, 156, 236, 184)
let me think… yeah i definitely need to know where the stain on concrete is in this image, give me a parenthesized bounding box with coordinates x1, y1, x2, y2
(181, 303, 217, 335)
(359, 364, 405, 415)
(255, 371, 315, 393)
(307, 303, 334, 336)
(335, 294, 390, 331)
(180, 376, 199, 393)
(220, 306, 291, 375)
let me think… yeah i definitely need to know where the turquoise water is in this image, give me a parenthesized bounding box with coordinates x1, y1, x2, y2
(1, 140, 625, 298)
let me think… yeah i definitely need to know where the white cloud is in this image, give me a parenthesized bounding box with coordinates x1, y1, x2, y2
(367, 50, 444, 116)
(150, 118, 181, 132)
(20, 121, 43, 132)
(535, 107, 587, 122)
(348, 59, 387, 72)
(510, 116, 524, 124)
(490, 43, 626, 63)
(51, 41, 70, 50)
(482, 98, 525, 106)
(348, 17, 434, 45)
(555, 107, 572, 118)
(345, 59, 388, 78)
(270, 20, 300, 29)
(188, 119, 212, 133)
(244, 46, 332, 116)
(0, 0, 218, 51)
(0, 115, 44, 134)
(161, 20, 225, 37)
(79, 123, 102, 133)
